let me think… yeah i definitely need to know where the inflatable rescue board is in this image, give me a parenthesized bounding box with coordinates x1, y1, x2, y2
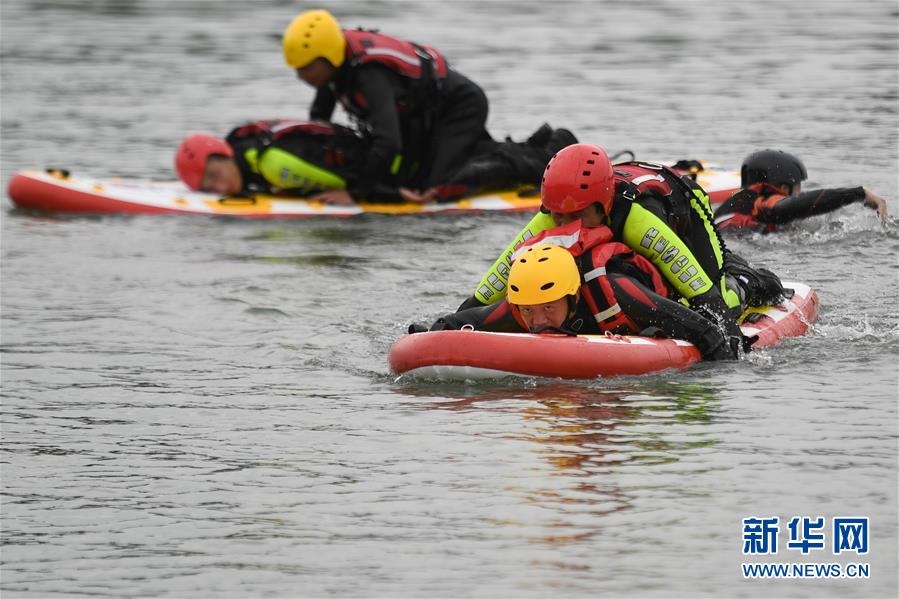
(7, 162, 739, 218)
(389, 282, 819, 380)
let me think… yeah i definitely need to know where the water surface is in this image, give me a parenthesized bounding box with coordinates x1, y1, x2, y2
(2, 1, 897, 597)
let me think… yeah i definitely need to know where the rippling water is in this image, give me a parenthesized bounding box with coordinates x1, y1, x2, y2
(2, 1, 897, 597)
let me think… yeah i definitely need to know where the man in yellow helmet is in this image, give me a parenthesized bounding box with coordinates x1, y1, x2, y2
(415, 222, 743, 361)
(282, 9, 492, 205)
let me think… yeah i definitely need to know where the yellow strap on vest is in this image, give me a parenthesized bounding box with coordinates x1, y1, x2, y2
(621, 203, 713, 299)
(390, 154, 403, 175)
(687, 187, 744, 310)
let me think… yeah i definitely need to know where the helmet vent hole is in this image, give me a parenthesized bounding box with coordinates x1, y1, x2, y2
(537, 256, 549, 262)
(579, 183, 589, 190)
(510, 284, 519, 292)
(540, 282, 555, 291)
(586, 159, 595, 165)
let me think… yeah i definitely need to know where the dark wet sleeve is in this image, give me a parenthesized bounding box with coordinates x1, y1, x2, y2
(607, 273, 738, 360)
(345, 67, 404, 200)
(310, 87, 336, 121)
(428, 301, 524, 333)
(757, 187, 866, 224)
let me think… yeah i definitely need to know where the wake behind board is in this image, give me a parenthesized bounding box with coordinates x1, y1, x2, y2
(7, 161, 739, 218)
(389, 282, 819, 380)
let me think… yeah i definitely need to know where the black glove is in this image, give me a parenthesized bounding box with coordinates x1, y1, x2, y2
(693, 326, 740, 361)
(690, 290, 757, 358)
(691, 290, 743, 338)
(407, 318, 463, 333)
(428, 318, 454, 332)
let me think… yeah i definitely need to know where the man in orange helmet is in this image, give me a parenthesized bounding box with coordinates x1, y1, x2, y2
(417, 236, 739, 361)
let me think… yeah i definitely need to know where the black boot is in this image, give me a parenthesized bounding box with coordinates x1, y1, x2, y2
(724, 252, 787, 307)
(526, 123, 553, 148)
(544, 128, 578, 155)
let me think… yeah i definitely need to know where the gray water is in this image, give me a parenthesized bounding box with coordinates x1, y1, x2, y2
(1, 1, 897, 597)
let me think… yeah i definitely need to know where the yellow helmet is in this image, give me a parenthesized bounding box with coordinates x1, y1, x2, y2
(507, 244, 581, 305)
(283, 9, 346, 69)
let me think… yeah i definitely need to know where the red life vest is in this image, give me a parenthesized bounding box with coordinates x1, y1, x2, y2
(334, 30, 449, 118)
(613, 161, 705, 226)
(227, 119, 340, 142)
(344, 30, 448, 80)
(714, 184, 782, 232)
(511, 221, 668, 333)
(614, 162, 681, 196)
(752, 187, 788, 218)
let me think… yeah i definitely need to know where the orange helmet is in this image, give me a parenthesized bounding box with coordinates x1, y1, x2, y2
(174, 134, 233, 191)
(541, 143, 615, 215)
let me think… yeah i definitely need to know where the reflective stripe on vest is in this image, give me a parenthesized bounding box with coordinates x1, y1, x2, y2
(510, 229, 582, 261)
(630, 173, 666, 187)
(583, 266, 606, 281)
(579, 244, 639, 332)
(594, 304, 623, 322)
(344, 30, 448, 79)
(614, 163, 677, 195)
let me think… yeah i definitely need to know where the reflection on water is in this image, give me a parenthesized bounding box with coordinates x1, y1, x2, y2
(2, 0, 896, 595)
(227, 253, 364, 268)
(403, 380, 721, 545)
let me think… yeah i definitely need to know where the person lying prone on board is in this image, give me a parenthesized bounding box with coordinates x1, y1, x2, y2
(412, 224, 749, 361)
(713, 149, 888, 232)
(174, 119, 577, 204)
(454, 144, 785, 357)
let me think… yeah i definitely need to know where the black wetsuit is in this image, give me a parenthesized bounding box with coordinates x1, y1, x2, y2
(225, 120, 380, 196)
(715, 185, 868, 232)
(311, 65, 491, 199)
(224, 119, 573, 203)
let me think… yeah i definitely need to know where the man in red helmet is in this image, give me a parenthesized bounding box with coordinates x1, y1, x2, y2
(174, 119, 576, 201)
(457, 143, 786, 356)
(714, 149, 888, 233)
(175, 119, 377, 197)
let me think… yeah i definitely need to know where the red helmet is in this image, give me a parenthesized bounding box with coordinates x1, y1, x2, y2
(541, 143, 615, 215)
(174, 134, 233, 191)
